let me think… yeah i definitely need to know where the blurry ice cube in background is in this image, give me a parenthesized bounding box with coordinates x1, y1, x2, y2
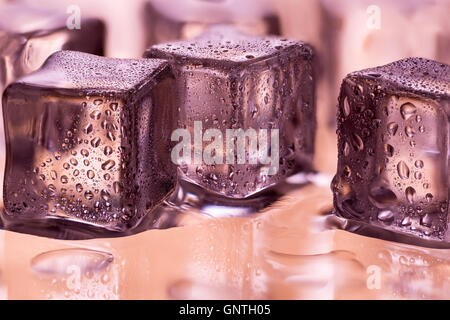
(273, 0, 450, 173)
(145, 0, 280, 46)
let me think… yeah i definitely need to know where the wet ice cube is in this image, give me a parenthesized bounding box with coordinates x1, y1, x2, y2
(2, 51, 177, 233)
(332, 57, 450, 241)
(145, 26, 316, 198)
(144, 0, 280, 46)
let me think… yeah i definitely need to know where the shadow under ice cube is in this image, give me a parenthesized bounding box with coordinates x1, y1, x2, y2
(145, 26, 316, 198)
(332, 57, 450, 241)
(2, 51, 177, 234)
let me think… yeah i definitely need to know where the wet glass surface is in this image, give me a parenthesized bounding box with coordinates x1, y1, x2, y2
(1, 175, 450, 299)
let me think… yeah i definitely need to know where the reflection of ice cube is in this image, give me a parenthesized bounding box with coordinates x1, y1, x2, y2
(145, 26, 315, 198)
(144, 0, 280, 46)
(2, 51, 177, 235)
(332, 58, 450, 242)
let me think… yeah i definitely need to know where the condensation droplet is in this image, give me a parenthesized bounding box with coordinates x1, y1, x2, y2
(421, 214, 432, 227)
(90, 111, 101, 120)
(343, 97, 350, 117)
(343, 165, 351, 178)
(405, 125, 415, 138)
(397, 161, 410, 180)
(384, 144, 394, 157)
(110, 102, 119, 111)
(401, 216, 411, 226)
(400, 102, 417, 120)
(101, 190, 110, 201)
(405, 186, 416, 203)
(377, 210, 394, 222)
(104, 146, 113, 156)
(87, 170, 95, 179)
(50, 170, 57, 180)
(83, 123, 93, 134)
(351, 133, 364, 151)
(101, 160, 115, 170)
(387, 122, 398, 136)
(415, 160, 424, 169)
(84, 190, 94, 200)
(91, 137, 101, 148)
(343, 141, 350, 157)
(113, 181, 122, 193)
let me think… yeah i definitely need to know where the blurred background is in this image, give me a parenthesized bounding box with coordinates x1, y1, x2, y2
(0, 0, 449, 299)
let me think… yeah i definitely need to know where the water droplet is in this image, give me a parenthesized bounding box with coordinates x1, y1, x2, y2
(90, 111, 101, 120)
(101, 160, 115, 170)
(397, 161, 410, 179)
(400, 102, 417, 120)
(101, 190, 111, 201)
(76, 184, 83, 192)
(109, 102, 118, 111)
(387, 122, 398, 136)
(420, 214, 432, 227)
(90, 137, 101, 148)
(343, 141, 350, 156)
(87, 170, 95, 179)
(415, 160, 424, 168)
(405, 125, 415, 138)
(377, 210, 394, 222)
(93, 99, 103, 106)
(351, 133, 364, 151)
(343, 165, 351, 178)
(30, 248, 113, 275)
(81, 149, 89, 157)
(50, 170, 57, 180)
(83, 123, 93, 134)
(401, 216, 411, 226)
(405, 186, 416, 203)
(113, 181, 122, 193)
(84, 190, 94, 200)
(384, 144, 394, 157)
(104, 146, 113, 156)
(60, 175, 68, 184)
(107, 132, 116, 141)
(342, 97, 350, 117)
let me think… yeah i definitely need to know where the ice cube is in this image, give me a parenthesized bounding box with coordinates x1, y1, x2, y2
(332, 57, 450, 241)
(2, 51, 177, 233)
(145, 26, 315, 198)
(144, 0, 280, 46)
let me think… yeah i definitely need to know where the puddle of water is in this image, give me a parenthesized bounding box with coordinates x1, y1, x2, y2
(0, 179, 449, 299)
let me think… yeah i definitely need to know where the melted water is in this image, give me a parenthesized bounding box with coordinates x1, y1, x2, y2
(1, 176, 449, 299)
